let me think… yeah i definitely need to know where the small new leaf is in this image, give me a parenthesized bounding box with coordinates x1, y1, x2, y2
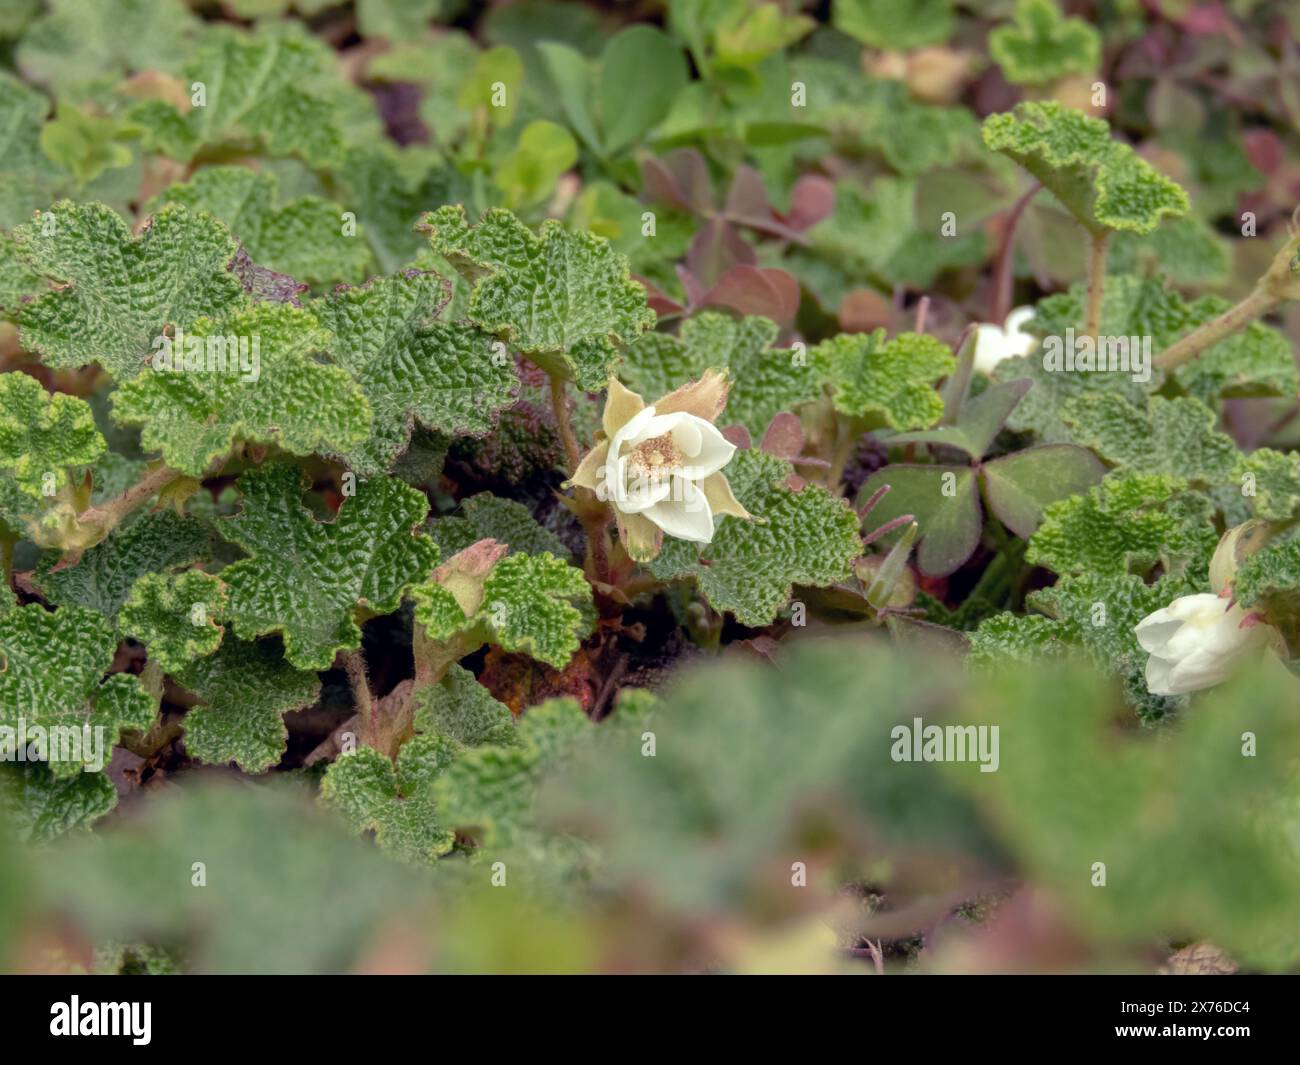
(813, 330, 955, 429)
(0, 371, 105, 496)
(119, 570, 226, 675)
(989, 0, 1101, 86)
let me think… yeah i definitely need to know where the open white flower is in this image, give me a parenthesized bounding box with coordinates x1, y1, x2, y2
(973, 306, 1036, 374)
(565, 372, 751, 561)
(1136, 593, 1280, 696)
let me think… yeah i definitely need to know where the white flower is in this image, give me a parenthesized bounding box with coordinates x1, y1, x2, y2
(1136, 593, 1280, 696)
(972, 306, 1036, 374)
(566, 373, 751, 562)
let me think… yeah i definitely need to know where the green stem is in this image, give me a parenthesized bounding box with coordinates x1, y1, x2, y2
(1154, 287, 1281, 371)
(1083, 230, 1110, 341)
(75, 463, 184, 543)
(827, 418, 858, 497)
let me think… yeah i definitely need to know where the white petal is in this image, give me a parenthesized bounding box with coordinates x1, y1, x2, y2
(1144, 654, 1177, 696)
(610, 404, 658, 457)
(678, 417, 735, 479)
(972, 324, 1013, 374)
(1003, 306, 1037, 347)
(645, 478, 715, 543)
(626, 410, 687, 447)
(1135, 607, 1185, 655)
(616, 473, 672, 514)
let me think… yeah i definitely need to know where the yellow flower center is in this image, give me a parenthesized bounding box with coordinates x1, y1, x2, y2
(626, 433, 682, 482)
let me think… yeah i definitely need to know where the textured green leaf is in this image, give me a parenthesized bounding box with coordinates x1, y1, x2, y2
(13, 201, 245, 381)
(152, 166, 372, 286)
(413, 663, 516, 747)
(982, 102, 1189, 235)
(0, 603, 154, 777)
(0, 72, 62, 228)
(320, 739, 458, 864)
(119, 570, 226, 674)
(176, 637, 320, 773)
(620, 313, 821, 439)
(38, 104, 134, 186)
(989, 0, 1101, 86)
(314, 270, 517, 477)
(422, 205, 656, 390)
(1108, 214, 1230, 287)
(219, 464, 437, 670)
(36, 510, 211, 620)
(430, 493, 570, 560)
(833, 0, 953, 50)
(857, 464, 980, 578)
(814, 330, 954, 429)
(1028, 472, 1217, 579)
(649, 449, 863, 624)
(112, 303, 371, 477)
(1234, 449, 1300, 522)
(0, 762, 117, 844)
(413, 551, 593, 670)
(1062, 395, 1238, 484)
(0, 372, 105, 497)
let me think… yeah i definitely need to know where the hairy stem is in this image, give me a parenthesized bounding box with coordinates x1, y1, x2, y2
(1154, 287, 1281, 370)
(548, 371, 582, 472)
(76, 463, 183, 540)
(1083, 230, 1110, 341)
(827, 418, 859, 497)
(342, 649, 375, 737)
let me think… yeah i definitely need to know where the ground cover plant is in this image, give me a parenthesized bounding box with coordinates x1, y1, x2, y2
(3, 0, 1300, 977)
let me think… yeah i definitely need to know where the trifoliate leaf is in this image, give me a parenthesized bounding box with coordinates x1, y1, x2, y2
(151, 166, 372, 286)
(982, 102, 1189, 235)
(314, 270, 517, 477)
(0, 603, 154, 778)
(414, 663, 516, 747)
(1028, 472, 1217, 579)
(219, 464, 438, 670)
(320, 737, 458, 864)
(979, 444, 1107, 540)
(833, 0, 954, 51)
(16, 0, 198, 92)
(0, 372, 104, 497)
(430, 494, 570, 560)
(0, 762, 117, 844)
(176, 637, 321, 773)
(1235, 449, 1300, 522)
(813, 330, 954, 429)
(413, 551, 593, 670)
(857, 464, 980, 577)
(36, 510, 210, 620)
(620, 313, 821, 439)
(421, 205, 656, 390)
(0, 72, 63, 228)
(1061, 395, 1238, 485)
(648, 449, 863, 625)
(13, 201, 245, 381)
(119, 570, 226, 675)
(989, 0, 1101, 86)
(111, 303, 371, 477)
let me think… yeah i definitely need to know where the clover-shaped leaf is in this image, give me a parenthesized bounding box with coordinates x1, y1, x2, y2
(152, 166, 373, 286)
(421, 205, 656, 390)
(412, 546, 593, 670)
(813, 330, 955, 429)
(119, 569, 227, 675)
(319, 738, 458, 864)
(176, 637, 320, 774)
(989, 0, 1101, 86)
(620, 313, 821, 439)
(314, 270, 517, 477)
(13, 201, 246, 381)
(0, 603, 154, 778)
(112, 303, 371, 477)
(429, 494, 570, 560)
(0, 371, 104, 497)
(982, 102, 1189, 236)
(649, 449, 863, 625)
(218, 463, 437, 670)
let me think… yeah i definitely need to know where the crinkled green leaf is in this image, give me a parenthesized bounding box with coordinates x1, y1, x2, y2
(814, 330, 954, 429)
(833, 0, 953, 51)
(430, 493, 570, 560)
(151, 166, 372, 286)
(0, 603, 154, 777)
(13, 201, 245, 381)
(112, 303, 371, 477)
(219, 463, 437, 670)
(1027, 472, 1216, 579)
(119, 570, 226, 675)
(982, 102, 1189, 235)
(38, 104, 134, 186)
(1234, 449, 1300, 522)
(1062, 395, 1238, 484)
(413, 551, 593, 670)
(1108, 214, 1230, 287)
(649, 449, 863, 624)
(36, 510, 211, 620)
(314, 270, 517, 477)
(422, 205, 656, 390)
(620, 313, 821, 438)
(0, 73, 62, 229)
(0, 762, 117, 844)
(989, 0, 1101, 86)
(320, 738, 458, 864)
(176, 637, 320, 773)
(413, 663, 516, 748)
(0, 371, 105, 497)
